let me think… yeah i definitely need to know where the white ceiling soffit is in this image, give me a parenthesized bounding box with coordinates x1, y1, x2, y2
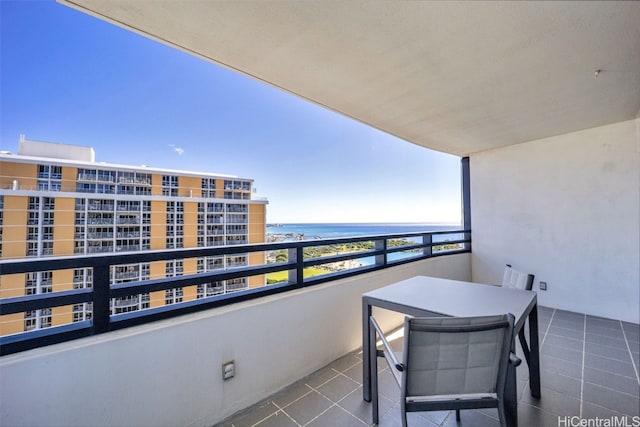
(60, 1, 640, 156)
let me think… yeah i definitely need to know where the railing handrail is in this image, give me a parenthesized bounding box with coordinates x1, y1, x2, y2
(0, 229, 470, 355)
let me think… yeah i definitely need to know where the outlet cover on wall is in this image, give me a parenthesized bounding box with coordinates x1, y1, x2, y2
(222, 360, 235, 380)
(539, 281, 547, 291)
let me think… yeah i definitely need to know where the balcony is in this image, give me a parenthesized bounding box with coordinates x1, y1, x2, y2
(3, 2, 639, 426)
(1, 236, 637, 427)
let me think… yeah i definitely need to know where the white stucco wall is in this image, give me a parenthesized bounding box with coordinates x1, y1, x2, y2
(470, 119, 639, 323)
(0, 254, 470, 427)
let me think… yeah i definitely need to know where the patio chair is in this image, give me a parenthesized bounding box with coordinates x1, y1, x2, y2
(501, 264, 535, 366)
(501, 264, 534, 291)
(370, 314, 520, 427)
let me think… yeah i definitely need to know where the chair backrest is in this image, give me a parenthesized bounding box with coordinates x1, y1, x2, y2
(501, 264, 534, 291)
(402, 314, 514, 398)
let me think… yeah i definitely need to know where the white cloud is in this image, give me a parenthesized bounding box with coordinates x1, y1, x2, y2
(168, 144, 185, 155)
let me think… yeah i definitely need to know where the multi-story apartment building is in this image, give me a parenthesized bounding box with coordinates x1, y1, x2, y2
(0, 137, 267, 336)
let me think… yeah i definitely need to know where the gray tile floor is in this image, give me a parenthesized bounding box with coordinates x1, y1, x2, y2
(217, 307, 640, 427)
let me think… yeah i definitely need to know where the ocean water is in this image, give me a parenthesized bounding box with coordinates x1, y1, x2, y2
(266, 223, 462, 240)
(266, 223, 465, 266)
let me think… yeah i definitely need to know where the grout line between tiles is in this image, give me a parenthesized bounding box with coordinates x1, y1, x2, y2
(277, 385, 315, 411)
(539, 308, 555, 348)
(620, 320, 640, 385)
(331, 397, 371, 427)
(300, 403, 337, 427)
(583, 364, 639, 382)
(582, 380, 640, 398)
(265, 402, 301, 427)
(580, 399, 638, 419)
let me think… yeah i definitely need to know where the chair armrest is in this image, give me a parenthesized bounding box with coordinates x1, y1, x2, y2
(509, 352, 522, 367)
(370, 316, 404, 371)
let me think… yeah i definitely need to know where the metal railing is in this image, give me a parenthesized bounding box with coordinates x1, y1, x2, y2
(0, 229, 470, 356)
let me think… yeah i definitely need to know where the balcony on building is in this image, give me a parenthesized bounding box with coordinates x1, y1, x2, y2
(1, 2, 639, 427)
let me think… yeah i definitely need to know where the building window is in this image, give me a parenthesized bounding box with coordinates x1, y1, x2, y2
(42, 241, 54, 255)
(224, 180, 251, 200)
(73, 303, 93, 322)
(97, 169, 115, 183)
(78, 169, 97, 181)
(38, 165, 50, 179)
(23, 271, 54, 332)
(201, 178, 216, 198)
(42, 211, 54, 225)
(227, 256, 247, 268)
(26, 226, 38, 241)
(75, 212, 85, 224)
(96, 183, 115, 194)
(162, 175, 178, 196)
(111, 294, 150, 315)
(73, 268, 93, 287)
(206, 256, 224, 270)
(226, 278, 247, 293)
(110, 263, 150, 315)
(37, 166, 63, 191)
(26, 242, 38, 256)
(25, 272, 37, 295)
(40, 309, 52, 328)
(76, 183, 96, 193)
(165, 288, 183, 305)
(24, 311, 37, 331)
(196, 282, 224, 299)
(24, 308, 53, 333)
(50, 166, 62, 180)
(43, 197, 54, 210)
(166, 201, 184, 248)
(42, 226, 54, 240)
(28, 197, 39, 210)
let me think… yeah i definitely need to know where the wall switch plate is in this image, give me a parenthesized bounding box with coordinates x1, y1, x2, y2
(539, 281, 547, 291)
(222, 360, 235, 380)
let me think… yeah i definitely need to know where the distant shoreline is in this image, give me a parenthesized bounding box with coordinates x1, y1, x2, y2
(265, 222, 463, 242)
(266, 222, 461, 227)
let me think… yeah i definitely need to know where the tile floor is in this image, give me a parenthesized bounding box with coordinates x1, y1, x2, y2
(217, 307, 640, 427)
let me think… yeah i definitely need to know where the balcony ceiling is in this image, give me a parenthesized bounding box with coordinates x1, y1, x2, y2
(60, 1, 640, 156)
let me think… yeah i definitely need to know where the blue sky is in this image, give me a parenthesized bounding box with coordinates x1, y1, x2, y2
(0, 0, 461, 224)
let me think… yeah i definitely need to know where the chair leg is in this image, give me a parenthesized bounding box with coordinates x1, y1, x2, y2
(505, 363, 518, 427)
(371, 357, 379, 424)
(497, 401, 507, 427)
(456, 409, 461, 421)
(401, 406, 408, 427)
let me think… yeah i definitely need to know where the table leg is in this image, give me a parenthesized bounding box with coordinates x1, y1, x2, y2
(528, 303, 541, 398)
(518, 329, 530, 364)
(362, 299, 372, 402)
(371, 318, 379, 424)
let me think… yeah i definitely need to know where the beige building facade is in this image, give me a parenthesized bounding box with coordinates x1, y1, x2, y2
(0, 137, 267, 335)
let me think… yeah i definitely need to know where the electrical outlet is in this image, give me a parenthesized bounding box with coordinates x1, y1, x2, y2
(539, 281, 547, 291)
(222, 360, 235, 380)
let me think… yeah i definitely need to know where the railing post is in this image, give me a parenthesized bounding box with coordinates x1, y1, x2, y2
(423, 233, 433, 257)
(461, 157, 471, 232)
(92, 264, 110, 334)
(375, 238, 386, 267)
(296, 247, 304, 285)
(288, 247, 304, 285)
